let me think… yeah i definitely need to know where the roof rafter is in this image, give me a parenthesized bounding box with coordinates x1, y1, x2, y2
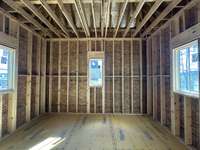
(142, 0, 182, 36)
(39, 0, 70, 37)
(21, 0, 62, 37)
(123, 0, 146, 37)
(133, 0, 164, 37)
(113, 0, 129, 37)
(57, 0, 79, 37)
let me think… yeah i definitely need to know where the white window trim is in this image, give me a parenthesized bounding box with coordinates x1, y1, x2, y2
(0, 44, 16, 93)
(173, 40, 199, 98)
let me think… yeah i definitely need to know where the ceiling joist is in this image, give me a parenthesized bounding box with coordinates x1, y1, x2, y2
(57, 0, 79, 37)
(74, 0, 90, 37)
(91, 0, 97, 38)
(113, 0, 129, 37)
(39, 0, 70, 37)
(123, 0, 146, 37)
(21, 0, 62, 37)
(142, 0, 182, 36)
(2, 0, 50, 36)
(104, 0, 111, 37)
(133, 0, 164, 37)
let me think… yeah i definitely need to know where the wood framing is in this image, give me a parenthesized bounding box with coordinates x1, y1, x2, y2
(57, 0, 79, 37)
(2, 0, 48, 35)
(91, 0, 97, 38)
(21, 0, 61, 37)
(133, 0, 164, 37)
(113, 0, 128, 38)
(123, 0, 145, 37)
(184, 96, 192, 145)
(142, 0, 182, 36)
(171, 94, 180, 136)
(104, 0, 111, 38)
(112, 40, 115, 113)
(57, 41, 61, 112)
(74, 0, 90, 37)
(39, 0, 69, 37)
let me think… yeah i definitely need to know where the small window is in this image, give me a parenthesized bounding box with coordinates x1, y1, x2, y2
(0, 45, 15, 92)
(173, 40, 199, 97)
(89, 59, 103, 87)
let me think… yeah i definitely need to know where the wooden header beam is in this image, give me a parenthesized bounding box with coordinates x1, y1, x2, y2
(113, 0, 128, 37)
(142, 0, 182, 36)
(133, 0, 164, 37)
(40, 0, 69, 37)
(57, 0, 79, 37)
(21, 0, 62, 37)
(123, 0, 145, 37)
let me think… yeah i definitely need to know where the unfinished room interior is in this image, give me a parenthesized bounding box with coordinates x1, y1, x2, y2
(0, 0, 199, 149)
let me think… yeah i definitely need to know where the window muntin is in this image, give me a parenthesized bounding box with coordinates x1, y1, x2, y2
(173, 40, 199, 97)
(0, 45, 15, 91)
(89, 59, 103, 87)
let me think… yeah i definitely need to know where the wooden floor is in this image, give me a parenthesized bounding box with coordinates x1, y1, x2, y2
(0, 114, 187, 150)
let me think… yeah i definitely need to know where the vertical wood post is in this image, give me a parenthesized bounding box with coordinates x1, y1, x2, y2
(48, 41, 53, 112)
(140, 39, 143, 114)
(26, 31, 32, 121)
(58, 41, 61, 112)
(122, 40, 124, 113)
(112, 40, 115, 113)
(76, 41, 79, 113)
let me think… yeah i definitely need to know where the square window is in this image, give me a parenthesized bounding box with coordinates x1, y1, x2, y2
(0, 45, 15, 92)
(173, 40, 199, 97)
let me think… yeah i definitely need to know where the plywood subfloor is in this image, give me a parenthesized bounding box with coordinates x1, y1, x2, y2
(0, 114, 187, 150)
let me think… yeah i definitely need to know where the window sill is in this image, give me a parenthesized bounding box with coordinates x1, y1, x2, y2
(173, 91, 199, 98)
(0, 89, 15, 95)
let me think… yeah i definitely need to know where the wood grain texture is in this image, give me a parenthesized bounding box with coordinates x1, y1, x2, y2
(0, 114, 187, 150)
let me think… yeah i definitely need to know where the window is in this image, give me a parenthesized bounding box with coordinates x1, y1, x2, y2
(0, 45, 15, 91)
(89, 59, 103, 87)
(173, 40, 199, 97)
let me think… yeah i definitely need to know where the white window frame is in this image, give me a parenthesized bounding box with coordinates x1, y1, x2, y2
(173, 40, 199, 98)
(0, 44, 15, 93)
(87, 51, 104, 88)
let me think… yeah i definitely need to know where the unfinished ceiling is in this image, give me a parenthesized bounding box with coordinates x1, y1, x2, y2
(0, 0, 192, 38)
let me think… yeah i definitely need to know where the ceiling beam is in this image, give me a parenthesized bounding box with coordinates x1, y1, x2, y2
(123, 0, 145, 37)
(2, 0, 50, 36)
(113, 0, 129, 37)
(104, 0, 111, 37)
(142, 0, 182, 36)
(91, 0, 97, 38)
(21, 0, 62, 37)
(133, 0, 164, 37)
(57, 0, 79, 37)
(16, 0, 172, 5)
(100, 0, 104, 37)
(74, 0, 90, 37)
(40, 0, 70, 37)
